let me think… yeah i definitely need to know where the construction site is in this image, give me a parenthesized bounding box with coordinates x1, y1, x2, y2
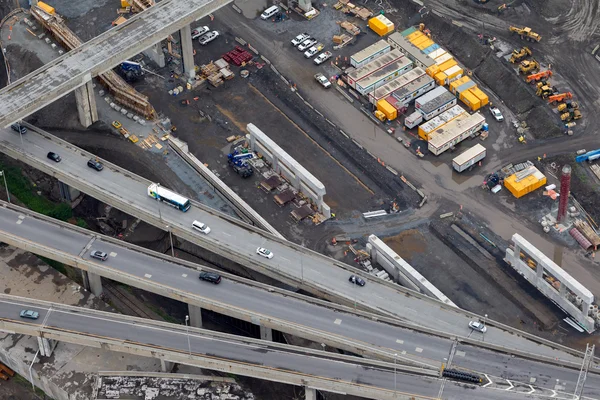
(0, 0, 599, 398)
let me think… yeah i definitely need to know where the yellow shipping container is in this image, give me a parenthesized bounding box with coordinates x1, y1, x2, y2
(426, 64, 440, 77)
(377, 99, 398, 121)
(469, 87, 489, 107)
(460, 90, 481, 111)
(444, 66, 463, 83)
(416, 39, 435, 50)
(504, 168, 547, 198)
(410, 35, 430, 48)
(121, 0, 131, 6)
(449, 76, 471, 95)
(438, 59, 458, 73)
(37, 1, 55, 14)
(434, 72, 447, 86)
(406, 31, 424, 42)
(368, 15, 395, 36)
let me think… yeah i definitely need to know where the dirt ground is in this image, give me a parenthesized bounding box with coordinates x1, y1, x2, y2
(0, 376, 46, 400)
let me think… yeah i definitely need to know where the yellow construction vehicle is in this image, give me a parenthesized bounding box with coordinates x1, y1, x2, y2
(557, 101, 579, 112)
(509, 47, 532, 63)
(374, 110, 387, 122)
(509, 26, 542, 42)
(560, 110, 582, 122)
(536, 84, 555, 98)
(519, 59, 540, 74)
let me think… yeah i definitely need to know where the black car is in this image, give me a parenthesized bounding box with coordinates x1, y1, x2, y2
(199, 271, 221, 284)
(47, 152, 61, 162)
(11, 123, 26, 134)
(349, 275, 366, 286)
(87, 159, 104, 171)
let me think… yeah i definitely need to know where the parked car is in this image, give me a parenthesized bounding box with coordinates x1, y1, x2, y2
(198, 31, 219, 45)
(11, 123, 27, 134)
(314, 73, 331, 89)
(87, 159, 104, 171)
(468, 320, 487, 333)
(20, 310, 39, 320)
(489, 107, 504, 122)
(304, 43, 324, 58)
(111, 120, 122, 130)
(576, 149, 587, 155)
(297, 38, 317, 52)
(291, 33, 310, 47)
(256, 247, 274, 259)
(199, 271, 222, 284)
(90, 250, 108, 261)
(192, 220, 211, 234)
(260, 5, 280, 20)
(47, 152, 61, 162)
(314, 51, 332, 65)
(349, 275, 366, 286)
(191, 26, 210, 39)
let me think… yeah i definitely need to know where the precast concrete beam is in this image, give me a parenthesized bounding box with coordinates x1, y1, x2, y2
(179, 25, 196, 79)
(73, 79, 98, 128)
(188, 304, 202, 328)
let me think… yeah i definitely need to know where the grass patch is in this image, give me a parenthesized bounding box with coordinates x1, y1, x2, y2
(13, 373, 47, 397)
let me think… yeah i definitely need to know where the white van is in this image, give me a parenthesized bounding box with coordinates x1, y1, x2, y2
(261, 5, 280, 20)
(192, 220, 211, 234)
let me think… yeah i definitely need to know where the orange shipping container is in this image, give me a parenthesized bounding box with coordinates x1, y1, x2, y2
(459, 89, 481, 111)
(410, 35, 430, 47)
(426, 64, 440, 77)
(37, 1, 55, 14)
(468, 87, 489, 107)
(438, 59, 458, 73)
(368, 15, 395, 36)
(434, 71, 448, 86)
(449, 76, 471, 94)
(504, 168, 547, 198)
(377, 99, 398, 121)
(416, 39, 435, 50)
(406, 31, 424, 42)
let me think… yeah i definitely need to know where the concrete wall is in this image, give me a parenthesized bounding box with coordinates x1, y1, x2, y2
(246, 123, 330, 218)
(368, 234, 457, 308)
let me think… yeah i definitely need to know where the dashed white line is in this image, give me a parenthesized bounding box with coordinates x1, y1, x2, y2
(395, 339, 404, 344)
(144, 274, 152, 279)
(415, 347, 423, 353)
(222, 232, 232, 237)
(109, 252, 117, 257)
(455, 350, 465, 357)
(334, 318, 342, 325)
(530, 377, 536, 384)
(16, 220, 22, 224)
(182, 274, 188, 278)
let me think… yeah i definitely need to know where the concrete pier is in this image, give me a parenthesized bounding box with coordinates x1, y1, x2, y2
(305, 386, 317, 400)
(260, 325, 273, 341)
(74, 79, 98, 128)
(188, 304, 203, 328)
(180, 25, 196, 80)
(81, 270, 103, 296)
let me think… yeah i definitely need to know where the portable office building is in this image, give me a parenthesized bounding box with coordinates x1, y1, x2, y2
(434, 53, 454, 66)
(460, 89, 481, 111)
(369, 15, 395, 36)
(449, 76, 471, 95)
(377, 99, 397, 120)
(443, 65, 463, 84)
(400, 26, 417, 37)
(368, 67, 425, 105)
(427, 112, 486, 156)
(428, 48, 447, 60)
(423, 43, 440, 54)
(416, 38, 435, 50)
(406, 30, 424, 42)
(405, 111, 423, 129)
(346, 49, 404, 89)
(351, 40, 391, 68)
(415, 87, 457, 120)
(452, 144, 487, 172)
(387, 32, 436, 69)
(504, 167, 547, 198)
(469, 87, 489, 107)
(455, 79, 477, 95)
(418, 104, 465, 140)
(391, 75, 435, 106)
(356, 57, 413, 95)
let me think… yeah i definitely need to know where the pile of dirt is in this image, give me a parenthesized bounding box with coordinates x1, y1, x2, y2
(523, 106, 563, 138)
(526, 0, 573, 19)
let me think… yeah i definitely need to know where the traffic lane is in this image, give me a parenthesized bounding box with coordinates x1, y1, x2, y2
(0, 205, 91, 255)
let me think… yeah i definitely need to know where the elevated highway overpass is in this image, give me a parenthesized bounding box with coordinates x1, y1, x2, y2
(0, 124, 590, 368)
(0, 294, 590, 400)
(0, 199, 595, 392)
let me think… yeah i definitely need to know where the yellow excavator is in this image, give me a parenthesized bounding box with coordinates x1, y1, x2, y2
(536, 83, 555, 98)
(509, 26, 542, 42)
(519, 59, 540, 74)
(509, 47, 532, 63)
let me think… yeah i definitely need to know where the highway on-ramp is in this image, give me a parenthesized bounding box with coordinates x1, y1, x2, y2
(0, 294, 594, 400)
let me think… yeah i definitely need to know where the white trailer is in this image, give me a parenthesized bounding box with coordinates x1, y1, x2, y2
(346, 49, 404, 89)
(356, 57, 413, 95)
(368, 67, 425, 105)
(428, 112, 486, 156)
(404, 111, 423, 129)
(391, 74, 435, 105)
(452, 143, 487, 172)
(415, 87, 457, 120)
(351, 40, 391, 68)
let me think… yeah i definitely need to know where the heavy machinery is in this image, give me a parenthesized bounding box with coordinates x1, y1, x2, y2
(227, 150, 254, 178)
(509, 47, 532, 63)
(509, 26, 542, 42)
(558, 101, 579, 112)
(120, 60, 145, 81)
(560, 110, 582, 122)
(548, 92, 573, 104)
(519, 59, 540, 74)
(526, 69, 552, 83)
(536, 84, 555, 98)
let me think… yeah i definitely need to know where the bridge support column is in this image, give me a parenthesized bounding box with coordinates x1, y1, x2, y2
(36, 337, 56, 357)
(81, 270, 103, 296)
(160, 359, 173, 372)
(58, 181, 81, 202)
(74, 79, 98, 128)
(304, 387, 316, 400)
(188, 304, 202, 328)
(260, 325, 272, 341)
(144, 43, 165, 68)
(179, 25, 196, 80)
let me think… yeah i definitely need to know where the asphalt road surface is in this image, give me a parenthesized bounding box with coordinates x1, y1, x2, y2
(0, 295, 595, 400)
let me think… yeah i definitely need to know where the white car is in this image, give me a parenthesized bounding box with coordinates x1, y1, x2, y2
(191, 26, 209, 40)
(314, 51, 332, 65)
(199, 31, 219, 45)
(468, 321, 487, 333)
(291, 33, 310, 47)
(256, 247, 274, 259)
(192, 220, 211, 234)
(304, 43, 324, 58)
(297, 38, 317, 52)
(314, 73, 331, 89)
(489, 107, 504, 122)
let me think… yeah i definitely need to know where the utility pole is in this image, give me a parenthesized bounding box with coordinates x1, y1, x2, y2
(573, 343, 595, 400)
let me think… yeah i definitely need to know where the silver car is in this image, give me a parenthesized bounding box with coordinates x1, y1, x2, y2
(199, 31, 219, 45)
(291, 33, 310, 46)
(90, 250, 108, 261)
(297, 38, 317, 52)
(314, 51, 332, 65)
(468, 321, 487, 333)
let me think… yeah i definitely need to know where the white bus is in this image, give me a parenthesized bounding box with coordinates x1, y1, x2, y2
(147, 183, 191, 212)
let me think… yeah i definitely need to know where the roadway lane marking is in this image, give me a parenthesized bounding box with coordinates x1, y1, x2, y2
(280, 257, 290, 262)
(182, 274, 188, 278)
(550, 390, 557, 397)
(554, 384, 565, 391)
(222, 232, 231, 237)
(455, 350, 465, 357)
(415, 347, 423, 353)
(109, 252, 117, 257)
(505, 380, 514, 391)
(144, 274, 152, 279)
(483, 374, 493, 388)
(530, 377, 536, 384)
(334, 318, 342, 325)
(527, 385, 535, 394)
(16, 219, 22, 224)
(400, 350, 406, 355)
(395, 339, 404, 344)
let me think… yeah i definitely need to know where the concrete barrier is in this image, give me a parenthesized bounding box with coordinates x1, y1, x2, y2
(168, 136, 284, 239)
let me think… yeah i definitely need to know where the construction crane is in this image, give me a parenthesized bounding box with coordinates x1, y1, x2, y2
(509, 47, 532, 63)
(526, 69, 552, 83)
(548, 92, 573, 104)
(573, 344, 595, 400)
(509, 26, 542, 42)
(519, 59, 540, 74)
